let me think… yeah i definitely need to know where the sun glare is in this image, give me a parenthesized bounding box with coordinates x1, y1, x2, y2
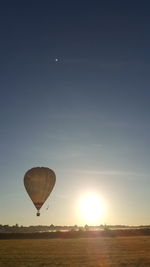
(79, 193, 105, 225)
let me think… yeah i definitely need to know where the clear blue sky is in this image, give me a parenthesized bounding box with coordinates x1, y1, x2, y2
(0, 1, 150, 226)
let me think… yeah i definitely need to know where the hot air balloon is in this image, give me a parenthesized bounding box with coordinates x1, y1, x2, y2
(24, 167, 56, 216)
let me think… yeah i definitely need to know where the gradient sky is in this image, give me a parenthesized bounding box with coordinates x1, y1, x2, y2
(0, 1, 150, 226)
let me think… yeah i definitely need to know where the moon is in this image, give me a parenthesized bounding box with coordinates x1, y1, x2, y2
(54, 58, 59, 62)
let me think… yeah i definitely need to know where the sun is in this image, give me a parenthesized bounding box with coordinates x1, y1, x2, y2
(79, 193, 105, 225)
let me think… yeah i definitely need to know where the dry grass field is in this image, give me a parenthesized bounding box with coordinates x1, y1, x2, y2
(0, 236, 150, 266)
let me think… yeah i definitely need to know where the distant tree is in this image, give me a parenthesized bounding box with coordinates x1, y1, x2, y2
(84, 224, 89, 231)
(49, 224, 55, 231)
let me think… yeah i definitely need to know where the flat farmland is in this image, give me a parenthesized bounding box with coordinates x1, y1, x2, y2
(0, 236, 150, 266)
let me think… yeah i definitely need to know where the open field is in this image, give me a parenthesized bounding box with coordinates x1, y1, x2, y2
(0, 236, 150, 266)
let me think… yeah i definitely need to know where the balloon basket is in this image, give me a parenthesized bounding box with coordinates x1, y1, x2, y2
(36, 211, 40, 216)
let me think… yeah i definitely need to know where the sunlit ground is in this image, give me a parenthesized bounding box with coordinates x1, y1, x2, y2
(78, 193, 105, 225)
(1, 237, 150, 266)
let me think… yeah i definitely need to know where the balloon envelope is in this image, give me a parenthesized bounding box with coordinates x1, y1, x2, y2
(24, 167, 56, 212)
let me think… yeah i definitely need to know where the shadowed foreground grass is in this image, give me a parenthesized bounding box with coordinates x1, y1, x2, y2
(0, 236, 150, 266)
